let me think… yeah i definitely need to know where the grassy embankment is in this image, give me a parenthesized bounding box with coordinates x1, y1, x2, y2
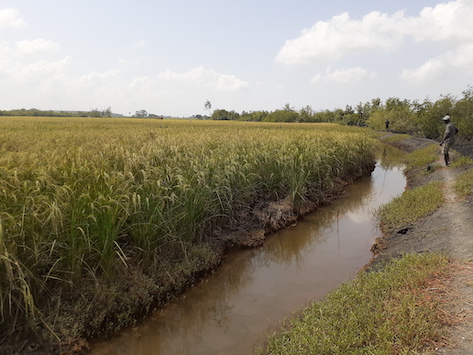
(0, 117, 377, 348)
(452, 156, 473, 198)
(376, 140, 444, 233)
(261, 136, 454, 354)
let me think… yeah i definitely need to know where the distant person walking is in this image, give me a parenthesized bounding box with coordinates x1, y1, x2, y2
(385, 119, 390, 131)
(439, 115, 459, 166)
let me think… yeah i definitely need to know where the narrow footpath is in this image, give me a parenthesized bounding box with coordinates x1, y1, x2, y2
(435, 159, 473, 354)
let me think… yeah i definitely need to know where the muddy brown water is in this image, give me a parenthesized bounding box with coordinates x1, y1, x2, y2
(90, 154, 406, 355)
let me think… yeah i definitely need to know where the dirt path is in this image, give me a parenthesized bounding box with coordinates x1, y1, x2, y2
(375, 135, 473, 354)
(431, 156, 473, 354)
(436, 163, 473, 354)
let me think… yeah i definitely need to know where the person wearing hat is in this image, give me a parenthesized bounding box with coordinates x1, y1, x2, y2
(439, 114, 459, 166)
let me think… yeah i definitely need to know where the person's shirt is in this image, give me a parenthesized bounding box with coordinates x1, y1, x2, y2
(444, 122, 458, 143)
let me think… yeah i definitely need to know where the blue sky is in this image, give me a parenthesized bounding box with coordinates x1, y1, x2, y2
(1, 0, 472, 117)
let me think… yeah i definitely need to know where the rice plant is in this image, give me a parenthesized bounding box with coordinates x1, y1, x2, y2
(0, 117, 377, 338)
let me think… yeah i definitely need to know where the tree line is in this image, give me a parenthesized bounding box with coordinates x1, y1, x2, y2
(0, 107, 116, 118)
(0, 107, 166, 119)
(208, 86, 473, 140)
(4, 85, 473, 140)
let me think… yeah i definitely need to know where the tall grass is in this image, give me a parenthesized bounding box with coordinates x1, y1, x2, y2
(404, 144, 440, 169)
(261, 252, 450, 355)
(376, 182, 445, 232)
(453, 168, 473, 198)
(0, 117, 376, 336)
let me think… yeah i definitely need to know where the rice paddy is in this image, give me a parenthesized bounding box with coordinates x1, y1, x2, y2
(0, 117, 377, 343)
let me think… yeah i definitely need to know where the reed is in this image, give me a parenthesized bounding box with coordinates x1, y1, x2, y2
(0, 117, 376, 337)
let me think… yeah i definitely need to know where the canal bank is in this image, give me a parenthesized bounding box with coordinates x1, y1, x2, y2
(370, 134, 473, 354)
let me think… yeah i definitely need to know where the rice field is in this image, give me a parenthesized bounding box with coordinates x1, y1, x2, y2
(0, 117, 377, 342)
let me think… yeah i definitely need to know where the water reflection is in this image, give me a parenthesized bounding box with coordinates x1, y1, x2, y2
(377, 144, 406, 169)
(90, 151, 406, 355)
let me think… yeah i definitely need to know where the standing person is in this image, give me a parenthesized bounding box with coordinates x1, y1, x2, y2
(385, 119, 390, 131)
(439, 115, 459, 166)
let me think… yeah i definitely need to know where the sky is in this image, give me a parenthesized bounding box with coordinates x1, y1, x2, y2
(1, 0, 473, 117)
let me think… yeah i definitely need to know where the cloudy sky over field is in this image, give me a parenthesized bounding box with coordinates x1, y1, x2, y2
(1, 0, 473, 116)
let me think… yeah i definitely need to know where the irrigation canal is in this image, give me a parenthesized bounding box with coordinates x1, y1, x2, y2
(90, 147, 406, 355)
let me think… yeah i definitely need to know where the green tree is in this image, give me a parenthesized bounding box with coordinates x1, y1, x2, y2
(90, 109, 101, 118)
(211, 109, 240, 120)
(283, 103, 295, 111)
(340, 105, 358, 125)
(135, 109, 148, 118)
(298, 105, 314, 123)
(455, 87, 473, 140)
(204, 99, 212, 117)
(102, 106, 112, 118)
(264, 109, 299, 122)
(413, 99, 440, 139)
(371, 97, 382, 110)
(240, 110, 269, 122)
(312, 109, 339, 123)
(422, 95, 455, 139)
(366, 109, 386, 131)
(366, 98, 416, 133)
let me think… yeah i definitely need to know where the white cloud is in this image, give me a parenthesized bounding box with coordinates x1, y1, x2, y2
(311, 66, 377, 83)
(19, 57, 71, 76)
(158, 65, 212, 82)
(398, 1, 473, 83)
(0, 36, 68, 84)
(118, 57, 142, 66)
(133, 39, 147, 48)
(0, 39, 60, 73)
(10, 57, 71, 87)
(0, 8, 27, 28)
(0, 56, 72, 104)
(401, 59, 445, 82)
(276, 11, 406, 64)
(158, 65, 249, 91)
(77, 69, 121, 86)
(451, 42, 473, 69)
(401, 42, 473, 82)
(15, 39, 59, 57)
(411, 1, 473, 44)
(0, 41, 14, 62)
(130, 76, 154, 93)
(216, 74, 249, 91)
(276, 0, 473, 65)
(69, 69, 123, 100)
